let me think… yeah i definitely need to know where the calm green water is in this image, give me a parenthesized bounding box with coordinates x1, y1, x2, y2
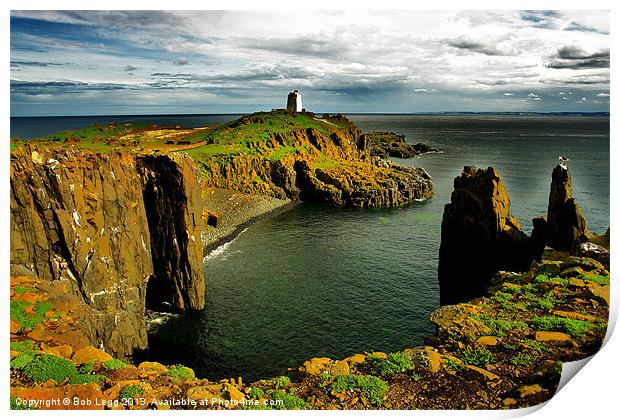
(146, 114, 609, 381)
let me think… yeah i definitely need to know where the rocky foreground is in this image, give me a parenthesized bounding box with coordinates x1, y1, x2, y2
(10, 252, 609, 410)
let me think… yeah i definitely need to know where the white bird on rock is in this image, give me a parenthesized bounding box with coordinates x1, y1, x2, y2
(558, 156, 569, 169)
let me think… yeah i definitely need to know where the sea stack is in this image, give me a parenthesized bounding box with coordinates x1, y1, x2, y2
(545, 164, 588, 252)
(437, 166, 531, 305)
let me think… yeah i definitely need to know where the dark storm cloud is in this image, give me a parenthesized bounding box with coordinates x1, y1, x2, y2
(11, 79, 130, 96)
(564, 21, 609, 35)
(12, 10, 185, 29)
(445, 38, 507, 56)
(11, 60, 66, 68)
(546, 46, 610, 69)
(150, 65, 315, 88)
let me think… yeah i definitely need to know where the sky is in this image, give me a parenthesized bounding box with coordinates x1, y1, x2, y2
(10, 10, 610, 116)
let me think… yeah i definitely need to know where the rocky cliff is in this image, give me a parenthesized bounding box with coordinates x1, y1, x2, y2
(189, 112, 433, 207)
(438, 166, 532, 305)
(439, 164, 608, 305)
(10, 144, 205, 358)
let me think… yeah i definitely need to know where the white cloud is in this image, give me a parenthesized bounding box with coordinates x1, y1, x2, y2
(596, 92, 610, 97)
(503, 92, 513, 96)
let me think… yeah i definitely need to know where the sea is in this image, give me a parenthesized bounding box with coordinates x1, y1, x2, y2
(10, 113, 610, 381)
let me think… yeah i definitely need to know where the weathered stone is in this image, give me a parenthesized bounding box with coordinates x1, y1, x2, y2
(475, 336, 499, 346)
(10, 146, 206, 358)
(138, 361, 169, 374)
(301, 357, 333, 375)
(331, 360, 350, 376)
(187, 385, 223, 402)
(431, 305, 492, 342)
(587, 284, 610, 307)
(518, 384, 544, 398)
(365, 131, 439, 158)
(41, 343, 73, 359)
(72, 345, 113, 365)
(463, 365, 500, 382)
(438, 166, 533, 304)
(544, 164, 588, 252)
(344, 354, 367, 365)
(370, 351, 388, 359)
(227, 384, 245, 402)
(534, 331, 571, 342)
(10, 320, 21, 334)
(552, 310, 597, 323)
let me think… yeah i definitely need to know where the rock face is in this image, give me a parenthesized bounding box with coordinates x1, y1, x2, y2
(10, 144, 205, 357)
(138, 155, 205, 312)
(365, 131, 439, 158)
(197, 118, 433, 207)
(438, 166, 532, 305)
(538, 164, 588, 252)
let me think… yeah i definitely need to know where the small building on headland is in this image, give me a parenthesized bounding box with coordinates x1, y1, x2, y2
(286, 90, 303, 112)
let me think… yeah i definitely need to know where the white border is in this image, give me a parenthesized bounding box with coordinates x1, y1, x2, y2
(2, 1, 616, 419)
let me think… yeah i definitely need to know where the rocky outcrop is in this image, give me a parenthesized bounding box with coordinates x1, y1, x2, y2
(196, 117, 433, 207)
(438, 166, 532, 305)
(532, 164, 589, 253)
(439, 164, 608, 305)
(10, 144, 205, 357)
(365, 131, 439, 158)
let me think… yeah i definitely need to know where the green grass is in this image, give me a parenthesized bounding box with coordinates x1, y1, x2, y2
(472, 314, 528, 337)
(460, 347, 495, 367)
(510, 354, 535, 366)
(531, 316, 596, 336)
(579, 273, 610, 285)
(21, 354, 78, 383)
(10, 352, 36, 370)
(248, 387, 265, 399)
(186, 111, 348, 165)
(330, 374, 388, 406)
(102, 358, 129, 371)
(268, 389, 307, 409)
(374, 352, 414, 376)
(267, 145, 308, 162)
(532, 294, 556, 311)
(313, 159, 340, 170)
(523, 339, 547, 353)
(10, 300, 54, 331)
(78, 361, 97, 374)
(119, 385, 145, 400)
(14, 286, 35, 294)
(273, 376, 290, 390)
(318, 371, 332, 387)
(10, 340, 37, 353)
(445, 358, 462, 372)
(162, 364, 195, 380)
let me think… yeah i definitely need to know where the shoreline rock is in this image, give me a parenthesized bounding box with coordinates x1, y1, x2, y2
(364, 131, 439, 158)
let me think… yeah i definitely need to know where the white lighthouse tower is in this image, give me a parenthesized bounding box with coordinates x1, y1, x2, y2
(286, 90, 303, 112)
